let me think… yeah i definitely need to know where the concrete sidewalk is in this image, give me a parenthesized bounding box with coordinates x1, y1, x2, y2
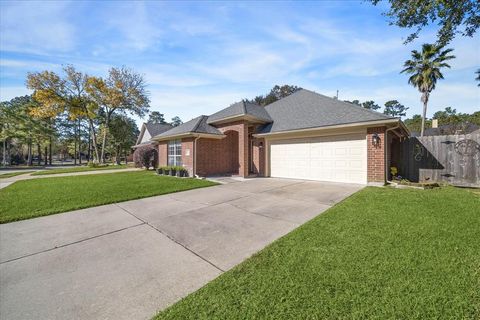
(0, 168, 140, 189)
(0, 178, 363, 320)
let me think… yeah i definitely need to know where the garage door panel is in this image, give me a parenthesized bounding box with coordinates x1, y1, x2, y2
(270, 133, 367, 184)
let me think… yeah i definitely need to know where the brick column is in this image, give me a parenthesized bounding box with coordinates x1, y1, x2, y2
(181, 138, 194, 176)
(239, 122, 249, 177)
(367, 127, 386, 183)
(158, 142, 167, 167)
(252, 137, 265, 176)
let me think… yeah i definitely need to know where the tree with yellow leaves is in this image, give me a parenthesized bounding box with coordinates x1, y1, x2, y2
(86, 66, 149, 163)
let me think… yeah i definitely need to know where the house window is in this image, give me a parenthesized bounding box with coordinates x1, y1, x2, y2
(168, 139, 182, 166)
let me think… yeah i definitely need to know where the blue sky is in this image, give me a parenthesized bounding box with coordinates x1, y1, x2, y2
(1, 1, 478, 127)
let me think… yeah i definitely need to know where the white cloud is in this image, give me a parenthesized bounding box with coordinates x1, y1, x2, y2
(104, 3, 163, 51)
(0, 2, 75, 54)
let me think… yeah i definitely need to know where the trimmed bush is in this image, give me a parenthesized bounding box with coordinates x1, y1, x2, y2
(133, 145, 158, 169)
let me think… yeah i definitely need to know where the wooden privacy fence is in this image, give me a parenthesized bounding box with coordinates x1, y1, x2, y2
(397, 132, 480, 187)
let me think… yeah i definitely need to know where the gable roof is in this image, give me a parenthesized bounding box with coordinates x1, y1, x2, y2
(152, 115, 223, 140)
(135, 122, 173, 146)
(257, 89, 394, 134)
(145, 122, 173, 136)
(207, 100, 272, 124)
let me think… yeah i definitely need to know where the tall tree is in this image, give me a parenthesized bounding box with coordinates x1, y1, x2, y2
(171, 116, 183, 127)
(0, 96, 53, 166)
(148, 111, 166, 124)
(368, 0, 479, 45)
(86, 66, 150, 163)
(344, 100, 361, 106)
(404, 114, 432, 133)
(250, 85, 301, 106)
(108, 114, 139, 164)
(383, 100, 409, 117)
(361, 100, 381, 111)
(476, 69, 480, 86)
(27, 66, 100, 163)
(401, 43, 455, 136)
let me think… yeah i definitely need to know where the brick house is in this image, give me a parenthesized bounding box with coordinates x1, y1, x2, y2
(152, 89, 409, 184)
(133, 122, 173, 149)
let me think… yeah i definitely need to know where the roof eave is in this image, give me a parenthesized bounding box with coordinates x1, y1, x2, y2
(207, 114, 271, 125)
(253, 118, 401, 138)
(151, 132, 226, 141)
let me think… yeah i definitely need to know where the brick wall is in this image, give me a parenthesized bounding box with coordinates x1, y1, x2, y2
(196, 132, 238, 176)
(158, 142, 167, 167)
(367, 126, 386, 182)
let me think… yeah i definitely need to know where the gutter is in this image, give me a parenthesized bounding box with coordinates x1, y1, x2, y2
(253, 118, 400, 138)
(151, 132, 226, 142)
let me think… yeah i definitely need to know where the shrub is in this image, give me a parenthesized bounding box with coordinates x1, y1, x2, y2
(133, 145, 158, 169)
(87, 161, 108, 168)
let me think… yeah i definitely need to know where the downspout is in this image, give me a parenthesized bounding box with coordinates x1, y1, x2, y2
(384, 123, 401, 183)
(193, 136, 200, 178)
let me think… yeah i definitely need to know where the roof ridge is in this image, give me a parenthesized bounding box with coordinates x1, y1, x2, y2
(298, 89, 394, 120)
(241, 100, 247, 115)
(191, 115, 206, 132)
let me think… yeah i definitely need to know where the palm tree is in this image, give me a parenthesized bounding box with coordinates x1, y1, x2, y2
(401, 43, 455, 136)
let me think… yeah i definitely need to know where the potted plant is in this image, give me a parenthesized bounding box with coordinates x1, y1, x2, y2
(180, 168, 188, 177)
(156, 167, 163, 175)
(175, 166, 183, 177)
(169, 166, 176, 176)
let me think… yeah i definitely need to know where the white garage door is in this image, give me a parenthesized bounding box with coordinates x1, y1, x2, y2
(269, 133, 367, 184)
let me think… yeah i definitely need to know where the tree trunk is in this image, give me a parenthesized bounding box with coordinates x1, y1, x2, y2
(27, 141, 32, 166)
(74, 127, 77, 166)
(100, 115, 109, 164)
(420, 92, 429, 137)
(44, 146, 48, 165)
(116, 145, 121, 165)
(37, 144, 41, 166)
(87, 128, 91, 162)
(124, 148, 127, 165)
(2, 139, 6, 166)
(49, 139, 52, 165)
(78, 119, 82, 164)
(88, 119, 100, 162)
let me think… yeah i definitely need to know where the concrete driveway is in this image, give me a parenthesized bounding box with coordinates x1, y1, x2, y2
(0, 178, 363, 320)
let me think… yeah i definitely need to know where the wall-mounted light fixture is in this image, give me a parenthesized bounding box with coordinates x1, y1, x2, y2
(372, 133, 380, 147)
(259, 142, 264, 149)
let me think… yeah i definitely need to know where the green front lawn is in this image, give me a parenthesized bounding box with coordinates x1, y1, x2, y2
(31, 164, 128, 175)
(0, 171, 35, 179)
(156, 187, 480, 320)
(0, 171, 216, 223)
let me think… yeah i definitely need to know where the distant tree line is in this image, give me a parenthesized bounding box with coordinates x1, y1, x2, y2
(147, 111, 183, 127)
(0, 65, 182, 167)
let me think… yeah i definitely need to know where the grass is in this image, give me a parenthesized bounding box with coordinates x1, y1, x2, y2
(156, 186, 480, 320)
(31, 164, 128, 175)
(0, 171, 35, 179)
(0, 171, 216, 223)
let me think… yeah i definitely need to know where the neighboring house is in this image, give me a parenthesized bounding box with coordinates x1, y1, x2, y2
(133, 122, 173, 149)
(151, 89, 409, 184)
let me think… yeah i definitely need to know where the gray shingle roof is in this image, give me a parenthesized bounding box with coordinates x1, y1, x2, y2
(145, 123, 173, 136)
(154, 115, 222, 138)
(207, 100, 272, 124)
(258, 89, 394, 134)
